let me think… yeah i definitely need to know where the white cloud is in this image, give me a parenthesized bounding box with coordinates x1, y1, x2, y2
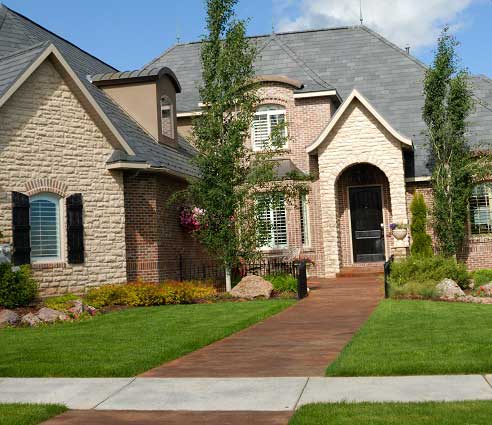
(275, 0, 475, 51)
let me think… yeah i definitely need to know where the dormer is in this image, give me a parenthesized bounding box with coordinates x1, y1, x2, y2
(91, 67, 181, 149)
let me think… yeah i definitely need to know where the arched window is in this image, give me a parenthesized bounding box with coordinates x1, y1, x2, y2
(251, 104, 287, 151)
(160, 95, 174, 139)
(30, 193, 61, 261)
(470, 183, 492, 234)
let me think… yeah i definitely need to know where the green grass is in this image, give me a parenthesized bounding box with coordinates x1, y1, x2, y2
(0, 300, 293, 377)
(290, 402, 492, 425)
(326, 299, 492, 376)
(0, 404, 67, 425)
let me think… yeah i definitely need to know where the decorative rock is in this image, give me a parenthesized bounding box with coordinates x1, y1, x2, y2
(479, 284, 492, 296)
(0, 309, 19, 327)
(84, 305, 98, 316)
(37, 307, 68, 323)
(435, 279, 465, 299)
(68, 299, 83, 315)
(230, 275, 273, 299)
(21, 313, 41, 327)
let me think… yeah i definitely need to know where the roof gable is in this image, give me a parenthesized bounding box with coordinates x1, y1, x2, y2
(307, 89, 412, 153)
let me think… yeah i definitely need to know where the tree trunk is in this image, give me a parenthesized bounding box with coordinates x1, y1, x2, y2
(225, 265, 232, 292)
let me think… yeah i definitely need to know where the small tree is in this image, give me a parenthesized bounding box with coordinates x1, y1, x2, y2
(423, 27, 474, 257)
(182, 0, 307, 290)
(409, 192, 433, 257)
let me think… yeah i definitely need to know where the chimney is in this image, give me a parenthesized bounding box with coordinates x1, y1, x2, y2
(91, 67, 181, 149)
(405, 45, 410, 54)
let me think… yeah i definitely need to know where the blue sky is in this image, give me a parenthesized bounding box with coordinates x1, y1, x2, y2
(3, 0, 492, 76)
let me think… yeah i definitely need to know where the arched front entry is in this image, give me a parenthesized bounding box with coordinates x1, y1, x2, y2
(336, 163, 392, 266)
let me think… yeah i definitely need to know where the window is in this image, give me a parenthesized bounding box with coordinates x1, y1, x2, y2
(470, 183, 492, 234)
(300, 194, 311, 246)
(251, 104, 287, 151)
(30, 194, 61, 261)
(160, 95, 174, 139)
(257, 193, 287, 248)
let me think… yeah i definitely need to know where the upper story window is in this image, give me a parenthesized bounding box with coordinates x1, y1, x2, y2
(160, 95, 174, 139)
(257, 193, 288, 248)
(252, 104, 287, 151)
(470, 183, 492, 235)
(30, 193, 61, 261)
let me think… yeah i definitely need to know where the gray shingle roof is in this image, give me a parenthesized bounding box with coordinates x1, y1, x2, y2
(0, 4, 198, 178)
(149, 26, 492, 178)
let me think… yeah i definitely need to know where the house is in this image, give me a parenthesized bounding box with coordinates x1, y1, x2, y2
(0, 4, 208, 295)
(150, 26, 492, 276)
(1, 5, 492, 295)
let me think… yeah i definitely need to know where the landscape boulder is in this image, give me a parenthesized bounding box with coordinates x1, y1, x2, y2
(37, 307, 68, 323)
(230, 275, 273, 299)
(21, 313, 41, 327)
(67, 299, 84, 316)
(435, 279, 465, 299)
(0, 309, 19, 327)
(479, 283, 492, 296)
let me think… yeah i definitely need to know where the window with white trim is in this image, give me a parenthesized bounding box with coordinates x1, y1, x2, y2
(470, 183, 492, 234)
(257, 193, 287, 248)
(251, 104, 287, 151)
(300, 194, 311, 246)
(160, 95, 174, 139)
(30, 193, 61, 261)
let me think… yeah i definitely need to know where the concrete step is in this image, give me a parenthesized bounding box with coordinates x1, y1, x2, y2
(337, 264, 384, 278)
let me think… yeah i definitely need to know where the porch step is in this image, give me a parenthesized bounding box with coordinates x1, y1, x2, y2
(337, 264, 384, 278)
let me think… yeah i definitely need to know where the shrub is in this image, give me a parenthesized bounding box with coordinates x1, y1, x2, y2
(410, 192, 433, 257)
(0, 264, 38, 308)
(84, 281, 217, 308)
(265, 273, 297, 293)
(44, 294, 80, 311)
(473, 269, 492, 287)
(390, 279, 438, 299)
(389, 255, 470, 290)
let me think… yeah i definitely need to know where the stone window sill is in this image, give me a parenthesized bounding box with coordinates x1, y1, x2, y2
(31, 262, 66, 270)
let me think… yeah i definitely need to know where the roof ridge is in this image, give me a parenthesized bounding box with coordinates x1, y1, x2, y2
(358, 25, 427, 70)
(3, 4, 118, 71)
(0, 40, 48, 61)
(271, 33, 333, 90)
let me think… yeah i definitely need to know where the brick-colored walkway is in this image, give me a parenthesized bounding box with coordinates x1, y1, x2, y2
(42, 410, 293, 425)
(141, 276, 383, 377)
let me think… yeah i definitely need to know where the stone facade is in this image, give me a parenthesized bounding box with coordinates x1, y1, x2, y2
(0, 59, 127, 295)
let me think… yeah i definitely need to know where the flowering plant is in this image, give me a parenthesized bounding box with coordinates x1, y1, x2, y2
(390, 223, 407, 230)
(179, 207, 204, 232)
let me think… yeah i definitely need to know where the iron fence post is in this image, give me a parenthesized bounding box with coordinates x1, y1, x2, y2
(297, 260, 308, 299)
(384, 255, 394, 299)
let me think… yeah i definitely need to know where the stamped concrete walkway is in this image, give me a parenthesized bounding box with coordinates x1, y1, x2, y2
(142, 276, 383, 377)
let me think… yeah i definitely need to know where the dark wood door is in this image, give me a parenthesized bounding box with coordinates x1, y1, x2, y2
(349, 186, 385, 263)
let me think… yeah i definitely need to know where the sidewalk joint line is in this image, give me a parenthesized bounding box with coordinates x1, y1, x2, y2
(293, 377, 310, 410)
(482, 374, 492, 391)
(92, 377, 136, 409)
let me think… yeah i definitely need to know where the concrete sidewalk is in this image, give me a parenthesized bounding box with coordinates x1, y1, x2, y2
(2, 375, 492, 411)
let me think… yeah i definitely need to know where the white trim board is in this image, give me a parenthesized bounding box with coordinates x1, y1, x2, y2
(306, 89, 413, 153)
(293, 90, 338, 99)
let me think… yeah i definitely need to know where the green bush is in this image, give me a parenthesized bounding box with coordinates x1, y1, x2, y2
(85, 281, 217, 308)
(44, 294, 80, 311)
(390, 279, 438, 299)
(410, 192, 433, 257)
(473, 269, 492, 287)
(389, 255, 470, 291)
(0, 264, 38, 308)
(265, 273, 297, 293)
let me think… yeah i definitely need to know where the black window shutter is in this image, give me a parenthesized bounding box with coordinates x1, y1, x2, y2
(67, 193, 84, 264)
(12, 192, 31, 266)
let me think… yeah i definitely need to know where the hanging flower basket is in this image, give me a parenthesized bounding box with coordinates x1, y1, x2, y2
(390, 223, 407, 240)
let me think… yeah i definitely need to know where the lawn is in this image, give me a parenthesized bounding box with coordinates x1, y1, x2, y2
(290, 402, 492, 425)
(326, 299, 492, 376)
(0, 404, 66, 425)
(0, 300, 293, 377)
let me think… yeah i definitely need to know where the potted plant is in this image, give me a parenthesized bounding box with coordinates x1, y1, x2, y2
(390, 223, 407, 240)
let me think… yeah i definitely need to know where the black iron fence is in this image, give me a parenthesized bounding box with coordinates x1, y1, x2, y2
(383, 255, 394, 299)
(178, 255, 300, 292)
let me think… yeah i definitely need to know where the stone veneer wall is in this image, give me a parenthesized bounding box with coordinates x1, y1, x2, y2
(406, 181, 492, 270)
(124, 171, 212, 282)
(318, 99, 408, 275)
(0, 59, 127, 295)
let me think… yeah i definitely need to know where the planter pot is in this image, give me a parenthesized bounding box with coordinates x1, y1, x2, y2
(392, 228, 407, 240)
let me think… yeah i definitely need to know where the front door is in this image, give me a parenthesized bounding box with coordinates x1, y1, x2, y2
(349, 186, 385, 263)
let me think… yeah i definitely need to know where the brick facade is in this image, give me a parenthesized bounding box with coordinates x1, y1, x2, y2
(124, 171, 211, 282)
(0, 59, 127, 295)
